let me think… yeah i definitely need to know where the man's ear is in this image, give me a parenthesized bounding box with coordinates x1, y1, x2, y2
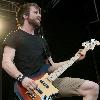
(23, 14, 28, 19)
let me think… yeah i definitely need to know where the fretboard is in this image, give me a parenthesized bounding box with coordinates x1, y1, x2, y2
(48, 54, 80, 82)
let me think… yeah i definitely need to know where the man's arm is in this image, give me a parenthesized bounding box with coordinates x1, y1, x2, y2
(2, 46, 23, 79)
(2, 46, 37, 93)
(48, 56, 68, 73)
(48, 56, 68, 66)
(48, 49, 86, 73)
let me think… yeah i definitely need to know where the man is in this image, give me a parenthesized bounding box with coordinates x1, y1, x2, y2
(2, 3, 99, 100)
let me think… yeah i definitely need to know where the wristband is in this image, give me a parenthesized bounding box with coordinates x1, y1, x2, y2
(16, 74, 26, 83)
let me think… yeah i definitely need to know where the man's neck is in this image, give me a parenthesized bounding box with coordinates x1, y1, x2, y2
(21, 21, 35, 35)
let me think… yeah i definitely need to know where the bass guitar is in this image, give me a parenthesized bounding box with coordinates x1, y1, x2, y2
(14, 39, 100, 100)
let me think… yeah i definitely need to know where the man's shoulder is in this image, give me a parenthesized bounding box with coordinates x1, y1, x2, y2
(11, 29, 22, 35)
(7, 29, 24, 38)
(6, 29, 20, 36)
(3, 29, 23, 43)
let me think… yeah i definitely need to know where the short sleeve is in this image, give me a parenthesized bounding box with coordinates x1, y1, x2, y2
(3, 32, 17, 49)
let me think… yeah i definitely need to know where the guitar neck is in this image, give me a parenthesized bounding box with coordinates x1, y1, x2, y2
(47, 37, 100, 82)
(48, 54, 80, 82)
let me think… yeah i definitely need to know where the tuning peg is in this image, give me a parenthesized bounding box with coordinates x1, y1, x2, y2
(96, 41, 100, 46)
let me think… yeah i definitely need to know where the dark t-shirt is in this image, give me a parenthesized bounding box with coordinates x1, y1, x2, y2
(3, 29, 51, 76)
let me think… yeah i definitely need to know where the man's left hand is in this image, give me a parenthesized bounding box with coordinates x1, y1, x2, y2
(76, 49, 86, 61)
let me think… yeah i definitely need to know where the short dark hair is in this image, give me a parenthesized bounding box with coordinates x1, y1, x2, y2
(16, 3, 41, 27)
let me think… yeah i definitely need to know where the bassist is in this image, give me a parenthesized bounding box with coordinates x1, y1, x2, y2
(2, 3, 99, 100)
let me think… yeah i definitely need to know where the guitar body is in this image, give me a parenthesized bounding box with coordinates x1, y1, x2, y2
(14, 73, 59, 100)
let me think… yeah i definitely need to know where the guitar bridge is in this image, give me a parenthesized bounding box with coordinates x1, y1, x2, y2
(25, 91, 36, 100)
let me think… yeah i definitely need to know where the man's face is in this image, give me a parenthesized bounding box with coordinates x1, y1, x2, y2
(27, 6, 41, 27)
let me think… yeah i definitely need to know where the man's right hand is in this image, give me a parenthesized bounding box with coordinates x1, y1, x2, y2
(21, 77, 38, 94)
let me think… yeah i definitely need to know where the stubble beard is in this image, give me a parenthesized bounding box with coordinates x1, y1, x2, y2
(28, 18, 41, 28)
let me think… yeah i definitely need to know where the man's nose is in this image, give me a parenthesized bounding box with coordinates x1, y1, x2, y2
(37, 12, 41, 17)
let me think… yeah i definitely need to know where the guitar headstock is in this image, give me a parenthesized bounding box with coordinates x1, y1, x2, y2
(82, 39, 100, 50)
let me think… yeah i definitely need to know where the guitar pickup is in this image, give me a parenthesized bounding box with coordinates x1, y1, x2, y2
(36, 88, 43, 94)
(40, 80, 49, 88)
